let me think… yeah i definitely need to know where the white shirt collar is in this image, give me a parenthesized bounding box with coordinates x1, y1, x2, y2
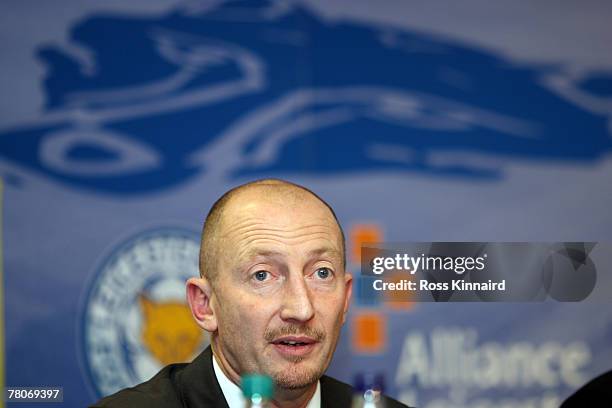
(212, 354, 321, 408)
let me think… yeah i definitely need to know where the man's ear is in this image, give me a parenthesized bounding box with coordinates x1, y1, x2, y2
(342, 272, 353, 325)
(186, 277, 218, 333)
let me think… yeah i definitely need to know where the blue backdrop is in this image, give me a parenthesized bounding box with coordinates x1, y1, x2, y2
(1, 1, 612, 406)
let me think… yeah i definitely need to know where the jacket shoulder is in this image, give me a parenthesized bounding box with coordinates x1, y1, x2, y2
(319, 375, 353, 407)
(319, 375, 411, 408)
(89, 363, 187, 408)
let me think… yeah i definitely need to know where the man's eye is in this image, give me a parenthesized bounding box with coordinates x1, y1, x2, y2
(253, 270, 269, 281)
(315, 267, 332, 279)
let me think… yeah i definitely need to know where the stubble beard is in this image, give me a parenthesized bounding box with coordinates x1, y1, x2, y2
(273, 361, 324, 390)
(264, 324, 330, 390)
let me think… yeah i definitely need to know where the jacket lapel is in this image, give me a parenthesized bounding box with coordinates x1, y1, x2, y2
(176, 346, 230, 408)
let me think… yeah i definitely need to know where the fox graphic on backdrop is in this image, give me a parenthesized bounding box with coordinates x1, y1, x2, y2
(1, 0, 610, 194)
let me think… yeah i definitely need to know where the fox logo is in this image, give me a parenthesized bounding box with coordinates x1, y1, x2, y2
(139, 295, 204, 366)
(1, 0, 611, 193)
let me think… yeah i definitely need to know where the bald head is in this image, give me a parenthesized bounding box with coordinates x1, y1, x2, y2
(199, 179, 345, 281)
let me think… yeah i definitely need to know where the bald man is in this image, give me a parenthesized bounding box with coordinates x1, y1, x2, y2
(91, 179, 409, 408)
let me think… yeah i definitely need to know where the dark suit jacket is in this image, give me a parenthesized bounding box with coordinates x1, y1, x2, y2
(561, 369, 612, 408)
(90, 346, 410, 407)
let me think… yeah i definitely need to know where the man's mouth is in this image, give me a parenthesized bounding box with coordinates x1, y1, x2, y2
(271, 336, 318, 357)
(273, 336, 315, 346)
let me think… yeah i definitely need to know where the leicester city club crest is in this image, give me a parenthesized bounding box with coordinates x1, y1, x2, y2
(81, 228, 209, 398)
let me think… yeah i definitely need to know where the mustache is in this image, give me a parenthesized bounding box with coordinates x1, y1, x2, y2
(264, 325, 326, 342)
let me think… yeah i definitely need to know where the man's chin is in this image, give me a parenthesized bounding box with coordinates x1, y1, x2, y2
(264, 345, 331, 389)
(265, 355, 327, 390)
(272, 364, 323, 390)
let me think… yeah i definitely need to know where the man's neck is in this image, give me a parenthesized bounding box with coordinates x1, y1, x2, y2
(270, 383, 317, 408)
(211, 342, 319, 408)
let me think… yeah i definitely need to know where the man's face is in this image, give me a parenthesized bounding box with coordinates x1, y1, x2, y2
(209, 191, 352, 390)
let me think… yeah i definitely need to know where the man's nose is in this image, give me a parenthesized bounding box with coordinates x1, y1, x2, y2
(279, 274, 315, 323)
